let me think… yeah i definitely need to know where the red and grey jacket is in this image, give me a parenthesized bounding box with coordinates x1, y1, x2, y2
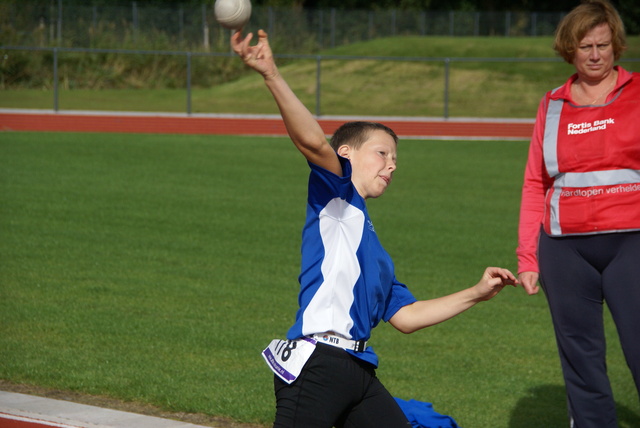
(517, 66, 640, 274)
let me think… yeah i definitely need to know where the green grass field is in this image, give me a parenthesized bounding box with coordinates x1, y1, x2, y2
(1, 131, 638, 427)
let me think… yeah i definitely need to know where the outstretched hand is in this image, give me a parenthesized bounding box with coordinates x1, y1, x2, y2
(231, 29, 278, 80)
(389, 266, 518, 333)
(474, 267, 518, 301)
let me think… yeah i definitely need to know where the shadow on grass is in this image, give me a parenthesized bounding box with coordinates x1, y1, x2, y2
(618, 404, 640, 428)
(509, 385, 567, 427)
(509, 384, 640, 428)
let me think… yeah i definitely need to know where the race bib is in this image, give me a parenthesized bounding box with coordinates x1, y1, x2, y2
(262, 337, 316, 384)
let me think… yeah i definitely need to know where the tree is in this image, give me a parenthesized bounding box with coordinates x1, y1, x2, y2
(54, 0, 639, 33)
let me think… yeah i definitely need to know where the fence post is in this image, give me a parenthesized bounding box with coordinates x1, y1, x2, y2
(449, 11, 454, 37)
(179, 7, 184, 46)
(443, 57, 450, 119)
(53, 48, 59, 112)
(330, 9, 336, 48)
(49, 2, 55, 42)
(132, 2, 138, 44)
(318, 10, 324, 49)
(315, 55, 322, 117)
(368, 11, 374, 40)
(531, 12, 537, 37)
(202, 4, 209, 51)
(474, 12, 480, 36)
(391, 9, 396, 37)
(57, 0, 62, 44)
(505, 12, 511, 37)
(268, 7, 274, 38)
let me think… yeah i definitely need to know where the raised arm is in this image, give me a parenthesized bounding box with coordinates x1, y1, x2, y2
(231, 30, 342, 175)
(389, 267, 517, 334)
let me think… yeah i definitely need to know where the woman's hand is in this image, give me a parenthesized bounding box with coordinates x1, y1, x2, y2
(518, 271, 540, 295)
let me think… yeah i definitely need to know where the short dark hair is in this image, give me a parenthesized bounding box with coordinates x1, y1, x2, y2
(329, 121, 398, 151)
(553, 0, 627, 64)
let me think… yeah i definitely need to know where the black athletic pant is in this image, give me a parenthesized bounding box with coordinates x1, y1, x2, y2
(538, 230, 640, 428)
(272, 343, 411, 428)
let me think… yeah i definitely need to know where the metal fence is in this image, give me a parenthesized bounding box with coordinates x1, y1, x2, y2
(2, 1, 568, 52)
(2, 44, 639, 118)
(3, 45, 640, 118)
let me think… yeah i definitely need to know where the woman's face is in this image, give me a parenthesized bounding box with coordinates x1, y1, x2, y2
(573, 23, 615, 83)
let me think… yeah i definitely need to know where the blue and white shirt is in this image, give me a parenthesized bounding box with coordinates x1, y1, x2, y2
(286, 156, 417, 367)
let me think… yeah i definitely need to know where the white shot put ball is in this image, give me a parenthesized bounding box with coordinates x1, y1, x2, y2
(214, 0, 252, 30)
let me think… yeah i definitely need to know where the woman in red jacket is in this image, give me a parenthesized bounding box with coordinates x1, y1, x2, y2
(516, 1, 640, 427)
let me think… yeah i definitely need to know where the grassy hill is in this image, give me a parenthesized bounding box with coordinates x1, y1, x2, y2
(1, 35, 639, 118)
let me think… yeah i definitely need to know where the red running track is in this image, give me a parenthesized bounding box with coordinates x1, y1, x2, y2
(0, 413, 81, 428)
(0, 110, 534, 140)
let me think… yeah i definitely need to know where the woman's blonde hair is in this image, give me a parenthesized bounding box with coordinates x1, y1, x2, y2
(553, 0, 627, 64)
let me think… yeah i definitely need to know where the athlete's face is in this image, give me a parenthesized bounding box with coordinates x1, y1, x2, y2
(573, 23, 615, 83)
(338, 130, 397, 200)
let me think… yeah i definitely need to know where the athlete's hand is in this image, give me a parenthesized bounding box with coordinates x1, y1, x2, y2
(231, 29, 278, 80)
(473, 267, 518, 301)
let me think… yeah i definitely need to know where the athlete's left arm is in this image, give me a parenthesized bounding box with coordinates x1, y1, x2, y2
(388, 267, 516, 334)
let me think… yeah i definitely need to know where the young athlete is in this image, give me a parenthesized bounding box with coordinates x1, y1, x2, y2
(231, 29, 517, 428)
